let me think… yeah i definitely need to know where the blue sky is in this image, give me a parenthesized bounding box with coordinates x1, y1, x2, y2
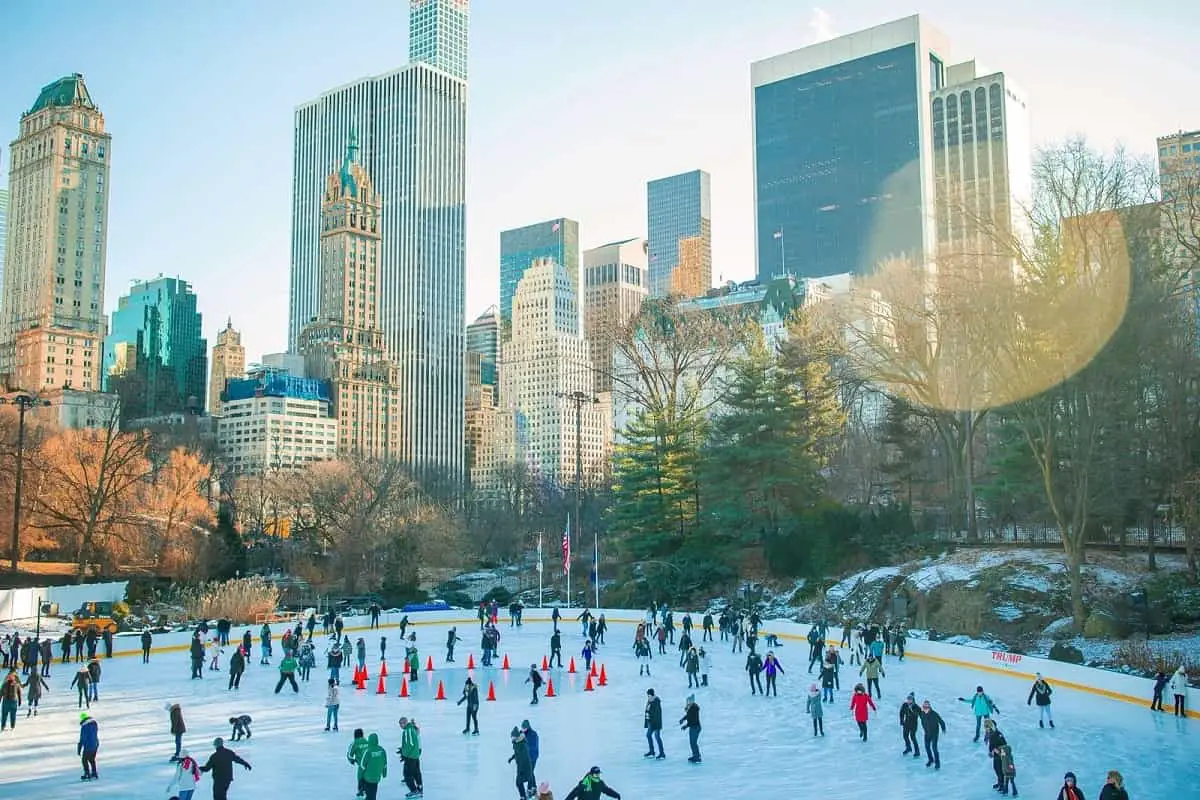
(1, 0, 1197, 363)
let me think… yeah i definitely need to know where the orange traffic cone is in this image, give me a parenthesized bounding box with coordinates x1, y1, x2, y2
(435, 680, 446, 700)
(486, 681, 496, 701)
(590, 661, 598, 678)
(501, 653, 509, 670)
(598, 664, 608, 686)
(568, 657, 576, 674)
(376, 673, 387, 694)
(399, 677, 409, 698)
(355, 670, 366, 690)
(426, 656, 434, 672)
(467, 653, 475, 669)
(380, 660, 388, 678)
(584, 673, 594, 691)
(545, 677, 556, 698)
(540, 655, 548, 671)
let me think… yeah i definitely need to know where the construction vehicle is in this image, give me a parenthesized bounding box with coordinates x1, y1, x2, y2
(71, 601, 119, 634)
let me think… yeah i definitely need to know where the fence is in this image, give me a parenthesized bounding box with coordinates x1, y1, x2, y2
(0, 580, 128, 623)
(932, 523, 1189, 550)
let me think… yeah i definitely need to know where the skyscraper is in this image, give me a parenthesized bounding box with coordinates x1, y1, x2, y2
(1, 74, 111, 391)
(583, 238, 648, 392)
(209, 318, 246, 415)
(104, 276, 207, 417)
(466, 304, 499, 394)
(1158, 129, 1200, 201)
(300, 135, 402, 461)
(290, 1, 467, 476)
(0, 185, 8, 293)
(499, 218, 580, 338)
(647, 170, 711, 298)
(752, 16, 951, 281)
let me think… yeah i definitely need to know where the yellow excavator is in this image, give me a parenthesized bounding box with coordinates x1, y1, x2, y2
(71, 601, 119, 634)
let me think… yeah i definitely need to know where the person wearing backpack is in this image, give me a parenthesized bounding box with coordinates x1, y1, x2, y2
(166, 748, 201, 800)
(959, 685, 998, 742)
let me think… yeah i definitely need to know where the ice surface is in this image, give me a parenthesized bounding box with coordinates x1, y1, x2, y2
(0, 616, 1194, 800)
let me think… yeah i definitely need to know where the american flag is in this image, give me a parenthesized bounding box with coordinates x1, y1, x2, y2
(562, 519, 571, 574)
(552, 221, 561, 233)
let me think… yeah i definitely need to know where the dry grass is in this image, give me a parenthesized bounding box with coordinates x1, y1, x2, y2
(929, 586, 987, 638)
(178, 577, 280, 624)
(1112, 639, 1200, 678)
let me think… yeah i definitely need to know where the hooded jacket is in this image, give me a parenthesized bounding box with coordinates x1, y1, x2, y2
(859, 658, 884, 680)
(806, 691, 824, 719)
(78, 716, 99, 753)
(360, 733, 388, 783)
(644, 695, 662, 730)
(200, 744, 250, 784)
(348, 734, 369, 775)
(508, 733, 534, 776)
(563, 773, 621, 800)
(850, 691, 876, 723)
(1168, 668, 1189, 697)
(1028, 679, 1053, 706)
(166, 754, 201, 794)
(169, 704, 186, 735)
(400, 722, 421, 758)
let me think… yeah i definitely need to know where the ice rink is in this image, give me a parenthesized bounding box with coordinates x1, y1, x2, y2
(0, 616, 1193, 799)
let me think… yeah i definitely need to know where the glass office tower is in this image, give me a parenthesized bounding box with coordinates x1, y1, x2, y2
(499, 218, 580, 339)
(647, 169, 711, 298)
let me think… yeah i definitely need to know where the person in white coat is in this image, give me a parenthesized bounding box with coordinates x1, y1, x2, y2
(699, 647, 712, 687)
(166, 748, 201, 800)
(206, 639, 222, 672)
(1168, 665, 1189, 718)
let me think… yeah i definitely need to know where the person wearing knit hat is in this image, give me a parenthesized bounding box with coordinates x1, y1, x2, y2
(1028, 673, 1055, 729)
(537, 781, 554, 800)
(563, 767, 621, 799)
(806, 683, 825, 736)
(900, 693, 921, 758)
(521, 719, 540, 776)
(78, 711, 100, 781)
(1058, 771, 1084, 800)
(509, 724, 536, 800)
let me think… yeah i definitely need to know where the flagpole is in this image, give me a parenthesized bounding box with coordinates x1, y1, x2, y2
(537, 531, 544, 609)
(778, 227, 786, 277)
(593, 528, 599, 609)
(566, 513, 571, 610)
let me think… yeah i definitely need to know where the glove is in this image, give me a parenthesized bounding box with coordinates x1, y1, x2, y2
(245, 764, 252, 771)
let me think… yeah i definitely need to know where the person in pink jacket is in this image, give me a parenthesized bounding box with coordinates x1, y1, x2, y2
(850, 683, 877, 741)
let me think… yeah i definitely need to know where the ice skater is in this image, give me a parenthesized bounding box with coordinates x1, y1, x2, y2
(526, 663, 544, 705)
(900, 693, 921, 757)
(920, 699, 946, 769)
(445, 628, 461, 663)
(959, 685, 998, 742)
(229, 714, 252, 741)
(806, 684, 825, 736)
(644, 688, 665, 759)
(166, 702, 187, 760)
(509, 726, 537, 800)
(77, 711, 100, 781)
(199, 737, 252, 799)
(850, 683, 876, 741)
(166, 748, 201, 800)
(1169, 665, 1189, 717)
(1027, 673, 1055, 728)
(457, 676, 480, 734)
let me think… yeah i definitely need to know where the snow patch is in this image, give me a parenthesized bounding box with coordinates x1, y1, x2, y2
(992, 603, 1025, 622)
(824, 566, 901, 603)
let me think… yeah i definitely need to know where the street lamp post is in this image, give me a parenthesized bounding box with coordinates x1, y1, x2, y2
(2, 391, 51, 572)
(558, 390, 598, 608)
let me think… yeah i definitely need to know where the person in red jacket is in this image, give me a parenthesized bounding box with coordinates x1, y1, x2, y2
(1057, 771, 1085, 800)
(850, 683, 877, 741)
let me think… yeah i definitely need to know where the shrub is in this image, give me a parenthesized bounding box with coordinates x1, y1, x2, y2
(1083, 612, 1129, 638)
(178, 577, 280, 624)
(929, 587, 987, 638)
(1049, 642, 1084, 664)
(1112, 639, 1200, 678)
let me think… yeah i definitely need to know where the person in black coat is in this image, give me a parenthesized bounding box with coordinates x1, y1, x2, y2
(241, 630, 252, 662)
(446, 628, 461, 663)
(745, 652, 764, 695)
(899, 693, 921, 758)
(508, 727, 536, 800)
(457, 676, 480, 734)
(140, 630, 152, 664)
(919, 699, 946, 769)
(200, 737, 251, 800)
(189, 634, 205, 679)
(679, 695, 702, 763)
(643, 688, 664, 759)
(563, 766, 621, 800)
(550, 630, 563, 668)
(228, 648, 246, 690)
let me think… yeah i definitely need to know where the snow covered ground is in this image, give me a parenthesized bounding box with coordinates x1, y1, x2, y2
(0, 615, 1194, 799)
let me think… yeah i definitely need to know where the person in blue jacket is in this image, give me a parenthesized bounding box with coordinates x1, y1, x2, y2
(521, 719, 540, 780)
(958, 685, 998, 742)
(78, 712, 100, 781)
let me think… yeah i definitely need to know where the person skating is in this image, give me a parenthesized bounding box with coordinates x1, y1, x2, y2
(141, 628, 153, 663)
(702, 612, 714, 642)
(679, 695, 702, 762)
(359, 732, 388, 800)
(986, 721, 1018, 796)
(445, 627, 462, 663)
(259, 623, 273, 665)
(207, 637, 223, 672)
(200, 737, 251, 800)
(806, 684, 825, 736)
(859, 654, 884, 699)
(582, 640, 595, 673)
(0, 670, 20, 730)
(919, 699, 946, 769)
(229, 714, 252, 741)
(166, 748, 201, 800)
(522, 719, 540, 778)
(167, 702, 187, 760)
(228, 646, 246, 690)
(677, 630, 692, 668)
(657, 624, 668, 656)
(348, 728, 370, 798)
(550, 629, 563, 668)
(698, 647, 711, 687)
(762, 651, 784, 697)
(86, 656, 101, 702)
(190, 633, 205, 679)
(509, 725, 537, 800)
(334, 614, 345, 640)
(356, 637, 367, 671)
(39, 637, 52, 677)
(1027, 673, 1055, 728)
(457, 676, 480, 734)
(22, 671, 48, 717)
(820, 659, 837, 703)
(634, 636, 652, 676)
(274, 651, 299, 694)
(325, 678, 341, 731)
(407, 644, 420, 682)
(959, 685, 999, 742)
(298, 639, 315, 681)
(526, 664, 544, 705)
(1057, 771, 1085, 800)
(898, 693, 922, 757)
(806, 626, 824, 672)
(850, 683, 877, 741)
(77, 711, 100, 781)
(70, 663, 91, 709)
(328, 641, 345, 685)
(1168, 664, 1189, 717)
(1098, 770, 1128, 800)
(398, 716, 424, 798)
(983, 720, 1006, 792)
(562, 766, 620, 800)
(60, 631, 72, 664)
(551, 606, 561, 632)
(644, 688, 665, 758)
(1151, 670, 1168, 711)
(577, 608, 593, 637)
(745, 651, 764, 695)
(684, 646, 700, 688)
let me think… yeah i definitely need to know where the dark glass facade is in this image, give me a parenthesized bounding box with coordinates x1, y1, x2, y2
(499, 218, 578, 338)
(754, 44, 924, 281)
(647, 170, 711, 297)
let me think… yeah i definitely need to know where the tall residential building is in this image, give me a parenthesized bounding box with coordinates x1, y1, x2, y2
(104, 276, 207, 418)
(466, 304, 499, 395)
(647, 170, 712, 298)
(583, 238, 648, 393)
(1, 74, 111, 391)
(489, 257, 606, 487)
(209, 318, 246, 415)
(299, 135, 402, 460)
(752, 16, 952, 281)
(290, 1, 467, 476)
(931, 62, 1032, 254)
(218, 370, 338, 474)
(0, 185, 8, 291)
(1159, 129, 1200, 201)
(409, 0, 469, 80)
(499, 218, 580, 339)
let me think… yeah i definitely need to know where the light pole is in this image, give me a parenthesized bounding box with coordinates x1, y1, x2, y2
(2, 391, 51, 572)
(558, 390, 598, 607)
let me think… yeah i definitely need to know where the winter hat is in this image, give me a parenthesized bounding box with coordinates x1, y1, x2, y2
(646, 688, 655, 696)
(1036, 673, 1043, 679)
(906, 692, 915, 701)
(79, 712, 89, 721)
(213, 737, 223, 747)
(809, 684, 819, 694)
(1064, 772, 1077, 782)
(588, 766, 602, 775)
(538, 783, 551, 793)
(686, 694, 695, 705)
(521, 719, 531, 730)
(511, 726, 521, 738)
(976, 686, 984, 693)
(163, 702, 173, 712)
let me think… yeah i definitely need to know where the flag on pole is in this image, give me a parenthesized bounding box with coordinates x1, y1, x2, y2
(562, 518, 571, 574)
(537, 532, 544, 575)
(773, 230, 784, 239)
(552, 221, 561, 233)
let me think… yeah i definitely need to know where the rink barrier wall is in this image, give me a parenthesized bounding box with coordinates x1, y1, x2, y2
(55, 605, 1196, 719)
(0, 580, 128, 622)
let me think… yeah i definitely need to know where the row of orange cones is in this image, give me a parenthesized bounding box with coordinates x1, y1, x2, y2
(352, 660, 610, 698)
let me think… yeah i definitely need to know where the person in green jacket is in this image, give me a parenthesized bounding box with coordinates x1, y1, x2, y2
(347, 728, 370, 798)
(274, 654, 299, 694)
(359, 732, 387, 800)
(398, 716, 423, 796)
(407, 647, 420, 682)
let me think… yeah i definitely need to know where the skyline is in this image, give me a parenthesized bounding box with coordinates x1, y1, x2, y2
(2, 0, 1197, 365)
